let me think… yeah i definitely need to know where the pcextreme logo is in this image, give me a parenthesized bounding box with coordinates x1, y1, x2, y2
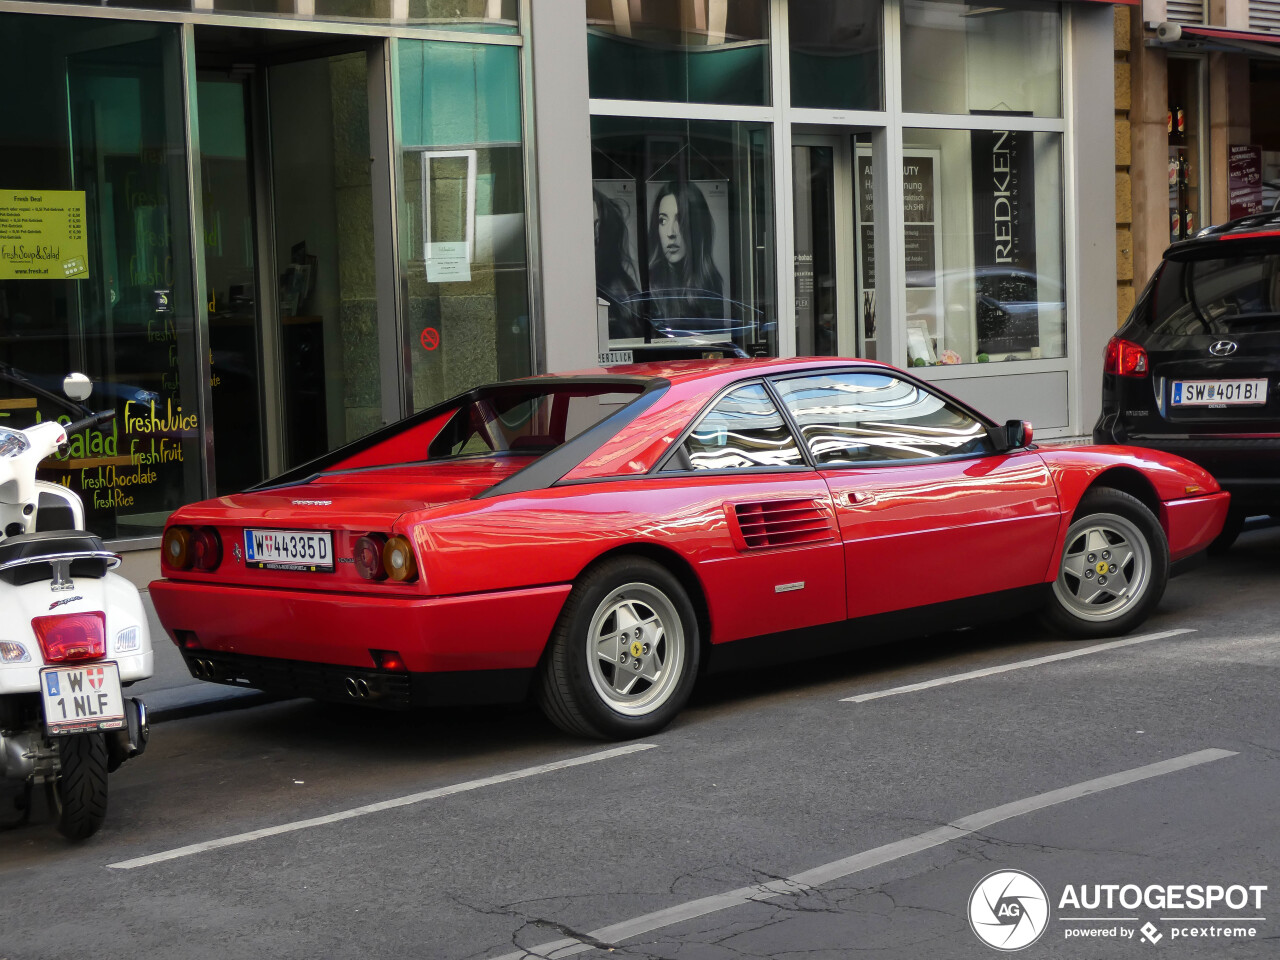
(969, 870, 1050, 951)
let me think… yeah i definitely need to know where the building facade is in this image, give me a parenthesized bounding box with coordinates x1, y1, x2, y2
(1119, 0, 1280, 308)
(0, 0, 1118, 548)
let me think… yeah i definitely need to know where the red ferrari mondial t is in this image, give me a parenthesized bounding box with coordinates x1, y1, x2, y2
(151, 358, 1228, 739)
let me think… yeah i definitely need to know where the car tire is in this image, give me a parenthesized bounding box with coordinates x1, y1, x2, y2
(54, 733, 109, 841)
(1207, 507, 1245, 555)
(1042, 488, 1170, 639)
(537, 557, 700, 740)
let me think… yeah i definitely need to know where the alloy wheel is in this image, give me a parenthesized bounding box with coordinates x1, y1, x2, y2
(585, 582, 686, 717)
(1053, 512, 1152, 622)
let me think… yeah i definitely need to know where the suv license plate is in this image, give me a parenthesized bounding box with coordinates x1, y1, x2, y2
(40, 662, 125, 736)
(243, 528, 334, 571)
(1171, 379, 1268, 406)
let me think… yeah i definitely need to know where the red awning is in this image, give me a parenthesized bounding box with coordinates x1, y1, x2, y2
(1177, 24, 1280, 48)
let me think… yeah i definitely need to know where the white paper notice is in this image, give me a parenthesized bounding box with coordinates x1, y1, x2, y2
(425, 241, 470, 283)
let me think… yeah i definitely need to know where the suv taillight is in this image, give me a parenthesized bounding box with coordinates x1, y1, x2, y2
(32, 612, 106, 663)
(1104, 337, 1149, 377)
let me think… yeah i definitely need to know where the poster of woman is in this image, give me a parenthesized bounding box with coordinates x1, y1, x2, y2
(645, 179, 731, 328)
(591, 181, 644, 339)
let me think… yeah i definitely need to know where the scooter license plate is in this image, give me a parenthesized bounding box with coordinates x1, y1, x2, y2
(40, 662, 126, 736)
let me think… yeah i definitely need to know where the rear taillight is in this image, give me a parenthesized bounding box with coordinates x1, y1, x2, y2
(32, 612, 106, 663)
(191, 527, 222, 572)
(163, 525, 192, 570)
(354, 534, 388, 581)
(1104, 337, 1149, 377)
(383, 535, 418, 582)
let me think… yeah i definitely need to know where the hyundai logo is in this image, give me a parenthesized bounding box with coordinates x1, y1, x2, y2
(1209, 340, 1238, 356)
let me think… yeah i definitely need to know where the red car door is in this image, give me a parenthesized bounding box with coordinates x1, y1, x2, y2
(654, 380, 847, 640)
(771, 370, 1060, 618)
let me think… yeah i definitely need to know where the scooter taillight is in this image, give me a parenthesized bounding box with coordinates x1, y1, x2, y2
(32, 612, 106, 663)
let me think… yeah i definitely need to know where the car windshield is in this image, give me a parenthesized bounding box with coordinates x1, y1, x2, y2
(426, 382, 647, 460)
(1145, 252, 1280, 335)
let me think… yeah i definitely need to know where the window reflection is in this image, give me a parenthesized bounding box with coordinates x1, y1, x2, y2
(900, 0, 1061, 118)
(774, 373, 991, 463)
(592, 116, 777, 359)
(674, 383, 802, 470)
(586, 0, 770, 106)
(789, 0, 882, 110)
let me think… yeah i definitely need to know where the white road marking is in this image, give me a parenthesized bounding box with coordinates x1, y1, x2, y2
(841, 627, 1196, 703)
(107, 743, 657, 871)
(489, 748, 1236, 960)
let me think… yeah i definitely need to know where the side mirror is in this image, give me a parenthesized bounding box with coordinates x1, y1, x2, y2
(63, 373, 93, 402)
(987, 419, 1034, 452)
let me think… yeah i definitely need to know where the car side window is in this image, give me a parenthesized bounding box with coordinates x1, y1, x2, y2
(772, 372, 995, 465)
(667, 383, 804, 471)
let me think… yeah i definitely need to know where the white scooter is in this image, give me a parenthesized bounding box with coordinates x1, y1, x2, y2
(0, 374, 152, 840)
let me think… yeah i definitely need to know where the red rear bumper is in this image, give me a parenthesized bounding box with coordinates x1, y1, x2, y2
(148, 579, 571, 673)
(1161, 491, 1231, 561)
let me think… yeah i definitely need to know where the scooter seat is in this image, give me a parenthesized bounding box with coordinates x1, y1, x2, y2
(0, 530, 116, 585)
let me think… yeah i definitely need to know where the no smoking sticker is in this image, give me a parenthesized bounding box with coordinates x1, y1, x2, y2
(420, 327, 440, 351)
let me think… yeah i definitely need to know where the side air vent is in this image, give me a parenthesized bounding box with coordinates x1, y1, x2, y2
(732, 499, 836, 550)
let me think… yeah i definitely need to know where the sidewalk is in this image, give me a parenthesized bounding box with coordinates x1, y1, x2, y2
(132, 591, 279, 723)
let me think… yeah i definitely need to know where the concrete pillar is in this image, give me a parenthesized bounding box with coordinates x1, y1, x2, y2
(1208, 53, 1251, 224)
(1072, 5, 1119, 431)
(1129, 13, 1169, 285)
(527, 1, 599, 373)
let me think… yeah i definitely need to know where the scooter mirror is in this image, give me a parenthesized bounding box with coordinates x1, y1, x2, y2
(63, 373, 93, 402)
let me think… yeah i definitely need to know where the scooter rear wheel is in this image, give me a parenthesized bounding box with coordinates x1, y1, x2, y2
(54, 733, 109, 841)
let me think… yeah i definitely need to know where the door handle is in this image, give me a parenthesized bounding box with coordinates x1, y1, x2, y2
(839, 490, 876, 506)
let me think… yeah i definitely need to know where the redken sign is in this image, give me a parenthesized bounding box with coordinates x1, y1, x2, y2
(971, 129, 1039, 355)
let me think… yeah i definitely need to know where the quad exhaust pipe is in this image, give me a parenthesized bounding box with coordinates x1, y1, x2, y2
(344, 677, 372, 699)
(191, 656, 375, 701)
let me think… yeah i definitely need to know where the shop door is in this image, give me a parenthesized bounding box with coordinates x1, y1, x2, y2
(196, 75, 266, 494)
(792, 132, 878, 360)
(195, 32, 395, 489)
(792, 136, 853, 358)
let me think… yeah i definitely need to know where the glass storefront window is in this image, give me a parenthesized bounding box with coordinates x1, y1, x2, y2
(898, 128, 1064, 366)
(39, 0, 520, 30)
(1167, 57, 1204, 241)
(0, 14, 202, 540)
(900, 0, 1061, 118)
(789, 0, 882, 111)
(396, 40, 531, 410)
(586, 0, 770, 106)
(591, 116, 777, 359)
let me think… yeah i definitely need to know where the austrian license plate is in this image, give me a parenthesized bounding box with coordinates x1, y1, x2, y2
(1171, 379, 1269, 406)
(243, 528, 334, 571)
(40, 662, 125, 736)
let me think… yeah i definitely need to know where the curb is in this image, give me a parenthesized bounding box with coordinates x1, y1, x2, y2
(142, 688, 285, 724)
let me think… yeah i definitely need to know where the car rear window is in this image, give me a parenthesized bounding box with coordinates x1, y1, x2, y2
(427, 383, 645, 460)
(1144, 252, 1280, 335)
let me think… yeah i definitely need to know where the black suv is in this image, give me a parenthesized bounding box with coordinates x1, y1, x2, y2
(1095, 212, 1280, 550)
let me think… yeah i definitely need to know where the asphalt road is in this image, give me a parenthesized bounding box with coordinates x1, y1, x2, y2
(2, 524, 1279, 960)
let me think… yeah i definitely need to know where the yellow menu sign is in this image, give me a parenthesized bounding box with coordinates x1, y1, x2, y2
(0, 190, 90, 280)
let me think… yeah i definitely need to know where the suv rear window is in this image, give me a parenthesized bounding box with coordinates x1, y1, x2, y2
(1145, 252, 1280, 335)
